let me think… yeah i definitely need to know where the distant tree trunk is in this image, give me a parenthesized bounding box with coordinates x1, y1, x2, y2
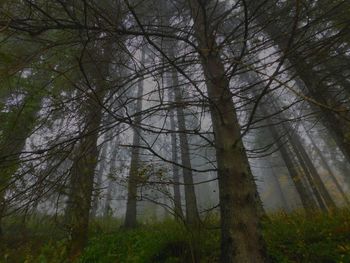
(187, 1, 269, 262)
(286, 129, 337, 211)
(168, 87, 184, 220)
(171, 69, 199, 225)
(249, 3, 350, 164)
(306, 130, 350, 205)
(90, 140, 109, 218)
(124, 50, 145, 228)
(241, 71, 317, 212)
(104, 138, 119, 218)
(104, 179, 114, 218)
(267, 159, 289, 211)
(265, 116, 318, 211)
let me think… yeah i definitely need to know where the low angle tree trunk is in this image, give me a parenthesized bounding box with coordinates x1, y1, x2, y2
(124, 49, 145, 228)
(168, 87, 184, 220)
(187, 1, 269, 262)
(172, 69, 200, 225)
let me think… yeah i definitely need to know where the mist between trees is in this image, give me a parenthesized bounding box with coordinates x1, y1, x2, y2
(0, 0, 350, 262)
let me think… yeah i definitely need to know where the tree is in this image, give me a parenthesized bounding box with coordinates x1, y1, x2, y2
(186, 1, 269, 262)
(124, 47, 146, 228)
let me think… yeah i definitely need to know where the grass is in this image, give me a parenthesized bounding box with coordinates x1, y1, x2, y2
(0, 209, 349, 262)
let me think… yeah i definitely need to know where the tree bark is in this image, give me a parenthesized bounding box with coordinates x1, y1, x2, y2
(67, 44, 110, 259)
(124, 50, 145, 228)
(168, 87, 184, 220)
(187, 1, 269, 262)
(172, 69, 200, 225)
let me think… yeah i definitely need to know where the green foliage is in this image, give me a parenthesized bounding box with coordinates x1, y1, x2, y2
(1, 210, 350, 263)
(80, 220, 192, 263)
(263, 209, 350, 263)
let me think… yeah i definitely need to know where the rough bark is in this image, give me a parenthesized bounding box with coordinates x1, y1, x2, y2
(67, 87, 105, 260)
(67, 45, 110, 259)
(187, 1, 269, 262)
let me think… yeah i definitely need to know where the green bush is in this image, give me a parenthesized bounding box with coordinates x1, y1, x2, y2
(263, 209, 350, 263)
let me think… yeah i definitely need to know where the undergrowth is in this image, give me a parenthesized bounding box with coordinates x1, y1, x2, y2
(0, 209, 349, 263)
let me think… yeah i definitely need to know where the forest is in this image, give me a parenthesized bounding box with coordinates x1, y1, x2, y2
(0, 0, 350, 262)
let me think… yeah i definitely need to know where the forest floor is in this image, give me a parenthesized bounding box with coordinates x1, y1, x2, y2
(1, 209, 350, 263)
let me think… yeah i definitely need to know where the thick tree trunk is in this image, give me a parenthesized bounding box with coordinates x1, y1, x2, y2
(67, 43, 111, 259)
(187, 1, 269, 262)
(124, 51, 145, 228)
(68, 122, 100, 259)
(172, 69, 199, 225)
(67, 83, 105, 259)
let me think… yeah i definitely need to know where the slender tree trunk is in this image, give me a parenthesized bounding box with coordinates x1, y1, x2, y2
(171, 69, 199, 225)
(168, 87, 184, 220)
(265, 116, 318, 211)
(90, 140, 108, 218)
(251, 5, 350, 164)
(187, 1, 269, 262)
(124, 50, 145, 228)
(104, 138, 119, 218)
(286, 128, 337, 211)
(306, 130, 350, 205)
(271, 167, 289, 210)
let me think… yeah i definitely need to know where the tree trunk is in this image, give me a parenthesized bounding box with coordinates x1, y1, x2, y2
(264, 116, 318, 211)
(104, 137, 120, 218)
(124, 50, 145, 228)
(306, 130, 350, 206)
(172, 69, 199, 225)
(187, 1, 269, 262)
(90, 139, 109, 218)
(286, 128, 337, 211)
(168, 87, 184, 220)
(250, 3, 350, 165)
(266, 158, 289, 211)
(67, 44, 110, 259)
